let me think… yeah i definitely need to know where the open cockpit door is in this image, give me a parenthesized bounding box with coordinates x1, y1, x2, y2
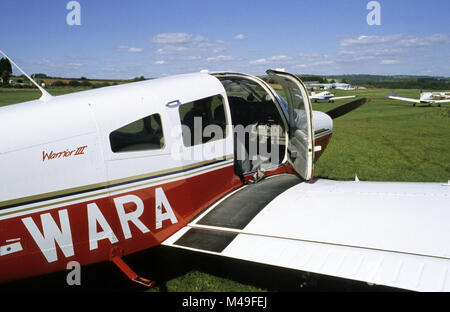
(266, 70, 314, 180)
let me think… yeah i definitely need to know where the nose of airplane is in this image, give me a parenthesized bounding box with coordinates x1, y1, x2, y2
(313, 110, 333, 134)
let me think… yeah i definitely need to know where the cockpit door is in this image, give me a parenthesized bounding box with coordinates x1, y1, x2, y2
(266, 70, 314, 180)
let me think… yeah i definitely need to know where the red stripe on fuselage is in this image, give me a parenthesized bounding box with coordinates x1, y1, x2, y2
(314, 133, 333, 163)
(0, 164, 241, 283)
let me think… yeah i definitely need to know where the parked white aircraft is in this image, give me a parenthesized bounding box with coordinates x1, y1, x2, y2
(0, 49, 449, 292)
(433, 92, 450, 99)
(388, 91, 450, 107)
(310, 88, 356, 103)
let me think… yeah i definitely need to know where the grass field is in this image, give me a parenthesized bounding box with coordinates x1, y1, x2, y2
(312, 88, 450, 183)
(0, 85, 449, 292)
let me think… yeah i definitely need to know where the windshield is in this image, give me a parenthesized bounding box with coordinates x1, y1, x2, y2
(219, 77, 267, 102)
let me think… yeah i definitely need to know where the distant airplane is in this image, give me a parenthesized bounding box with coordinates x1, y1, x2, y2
(388, 91, 450, 107)
(335, 86, 355, 91)
(433, 92, 450, 100)
(310, 88, 356, 103)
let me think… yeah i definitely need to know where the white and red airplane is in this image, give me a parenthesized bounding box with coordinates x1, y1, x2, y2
(0, 51, 449, 291)
(388, 91, 450, 107)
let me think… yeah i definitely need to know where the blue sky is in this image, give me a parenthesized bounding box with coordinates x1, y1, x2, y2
(2, 0, 450, 79)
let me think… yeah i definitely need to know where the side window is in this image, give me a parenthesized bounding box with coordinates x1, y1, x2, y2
(178, 95, 227, 147)
(110, 113, 164, 153)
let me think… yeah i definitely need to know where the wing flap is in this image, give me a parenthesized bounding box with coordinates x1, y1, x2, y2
(163, 226, 450, 292)
(224, 232, 450, 292)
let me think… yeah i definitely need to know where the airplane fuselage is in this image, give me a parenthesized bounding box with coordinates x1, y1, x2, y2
(311, 92, 335, 102)
(0, 72, 332, 283)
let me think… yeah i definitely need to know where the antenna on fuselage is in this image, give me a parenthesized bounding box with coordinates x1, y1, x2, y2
(0, 49, 53, 102)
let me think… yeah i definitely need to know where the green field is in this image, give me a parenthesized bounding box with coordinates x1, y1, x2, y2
(312, 88, 450, 183)
(0, 86, 449, 291)
(0, 87, 89, 106)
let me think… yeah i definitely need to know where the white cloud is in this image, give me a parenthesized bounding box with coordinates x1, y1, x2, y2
(250, 58, 268, 65)
(397, 34, 450, 47)
(152, 33, 205, 44)
(198, 41, 224, 48)
(249, 55, 294, 67)
(29, 59, 64, 68)
(116, 45, 143, 53)
(26, 58, 88, 78)
(380, 60, 400, 65)
(338, 34, 450, 62)
(206, 55, 235, 62)
(270, 55, 290, 61)
(340, 35, 401, 47)
(181, 55, 202, 61)
(340, 34, 450, 55)
(101, 66, 120, 73)
(156, 46, 188, 54)
(154, 60, 166, 65)
(67, 62, 83, 68)
(340, 34, 450, 49)
(336, 34, 450, 66)
(151, 33, 227, 55)
(128, 47, 143, 53)
(337, 47, 403, 64)
(295, 60, 334, 68)
(234, 34, 247, 40)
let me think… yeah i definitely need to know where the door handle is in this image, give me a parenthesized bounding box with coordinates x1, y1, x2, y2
(166, 100, 181, 108)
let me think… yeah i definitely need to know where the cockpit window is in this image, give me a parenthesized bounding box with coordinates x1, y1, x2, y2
(110, 113, 164, 153)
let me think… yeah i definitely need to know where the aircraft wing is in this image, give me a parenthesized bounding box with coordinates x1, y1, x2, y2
(388, 96, 421, 103)
(434, 99, 450, 104)
(330, 95, 356, 101)
(163, 175, 450, 292)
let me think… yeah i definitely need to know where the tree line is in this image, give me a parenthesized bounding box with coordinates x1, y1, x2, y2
(2, 59, 448, 90)
(262, 74, 449, 90)
(364, 79, 450, 90)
